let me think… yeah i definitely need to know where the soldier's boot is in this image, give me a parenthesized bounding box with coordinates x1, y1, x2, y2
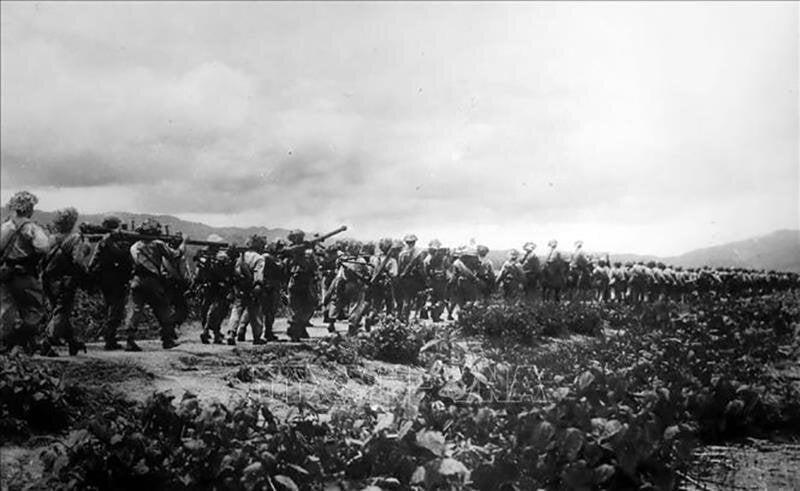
(263, 330, 278, 342)
(327, 321, 336, 333)
(104, 339, 123, 351)
(67, 339, 87, 356)
(213, 331, 225, 344)
(236, 330, 246, 342)
(226, 331, 237, 346)
(125, 337, 142, 352)
(40, 338, 59, 357)
(287, 323, 303, 342)
(299, 325, 310, 339)
(161, 326, 180, 349)
(200, 331, 211, 344)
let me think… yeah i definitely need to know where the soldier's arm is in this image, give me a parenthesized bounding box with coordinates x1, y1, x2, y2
(25, 222, 51, 254)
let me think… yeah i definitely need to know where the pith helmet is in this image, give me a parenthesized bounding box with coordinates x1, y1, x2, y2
(403, 234, 418, 244)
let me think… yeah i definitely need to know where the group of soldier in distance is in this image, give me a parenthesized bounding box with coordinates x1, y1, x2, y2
(2, 190, 798, 357)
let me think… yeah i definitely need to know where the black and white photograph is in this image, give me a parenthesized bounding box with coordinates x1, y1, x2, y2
(1, 1, 799, 489)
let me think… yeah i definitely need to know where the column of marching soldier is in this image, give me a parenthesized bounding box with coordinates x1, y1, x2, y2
(2, 191, 799, 356)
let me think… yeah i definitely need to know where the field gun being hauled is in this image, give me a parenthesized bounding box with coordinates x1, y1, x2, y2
(281, 225, 348, 255)
(79, 223, 234, 249)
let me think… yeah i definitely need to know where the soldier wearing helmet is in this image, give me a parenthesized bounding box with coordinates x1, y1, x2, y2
(519, 243, 541, 302)
(497, 249, 525, 301)
(87, 215, 134, 349)
(422, 239, 451, 322)
(123, 218, 187, 351)
(41, 207, 90, 356)
(226, 234, 271, 345)
(395, 233, 426, 322)
(284, 229, 318, 340)
(195, 234, 234, 345)
(1, 191, 50, 353)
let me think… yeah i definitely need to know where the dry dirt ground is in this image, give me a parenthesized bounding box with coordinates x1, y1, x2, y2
(2, 316, 799, 489)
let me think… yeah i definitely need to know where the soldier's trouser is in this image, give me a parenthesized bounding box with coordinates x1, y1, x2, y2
(451, 279, 478, 311)
(328, 281, 362, 324)
(202, 285, 230, 336)
(426, 278, 448, 321)
(228, 293, 263, 342)
(124, 274, 174, 341)
(44, 276, 78, 344)
(166, 281, 189, 328)
(262, 286, 280, 337)
(0, 273, 46, 350)
(100, 282, 127, 342)
(288, 284, 315, 337)
(396, 279, 424, 322)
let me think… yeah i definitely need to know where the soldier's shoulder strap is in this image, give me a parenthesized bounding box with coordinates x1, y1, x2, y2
(1, 218, 33, 263)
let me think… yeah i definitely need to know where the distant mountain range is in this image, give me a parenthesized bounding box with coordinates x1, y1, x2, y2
(2, 207, 798, 272)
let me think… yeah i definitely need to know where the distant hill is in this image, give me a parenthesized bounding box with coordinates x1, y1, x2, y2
(666, 229, 800, 272)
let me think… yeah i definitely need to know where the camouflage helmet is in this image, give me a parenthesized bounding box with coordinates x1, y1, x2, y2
(476, 244, 490, 256)
(287, 229, 305, 244)
(646, 261, 656, 268)
(547, 239, 558, 249)
(273, 238, 287, 250)
(347, 240, 362, 255)
(101, 215, 122, 229)
(509, 249, 520, 259)
(403, 234, 418, 244)
(378, 237, 393, 253)
(245, 234, 267, 252)
(136, 218, 162, 235)
(613, 262, 622, 268)
(428, 239, 442, 249)
(6, 190, 38, 216)
(52, 207, 79, 233)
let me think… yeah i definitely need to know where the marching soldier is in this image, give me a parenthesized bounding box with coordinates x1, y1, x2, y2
(194, 237, 234, 344)
(396, 234, 426, 322)
(497, 249, 524, 301)
(87, 216, 133, 350)
(449, 247, 483, 313)
(475, 245, 496, 302)
(226, 235, 268, 345)
(261, 240, 287, 342)
(41, 207, 90, 356)
(0, 191, 50, 353)
(122, 218, 186, 351)
(422, 239, 450, 322)
(520, 243, 541, 303)
(285, 229, 318, 341)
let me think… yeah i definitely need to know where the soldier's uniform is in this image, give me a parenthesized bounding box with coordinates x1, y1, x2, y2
(123, 219, 186, 351)
(591, 259, 612, 302)
(422, 240, 450, 321)
(285, 230, 318, 341)
(194, 246, 234, 344)
(520, 244, 541, 303)
(396, 234, 426, 322)
(497, 250, 524, 301)
(261, 242, 287, 342)
(226, 237, 268, 345)
(449, 249, 482, 312)
(87, 216, 133, 350)
(41, 207, 90, 356)
(0, 191, 50, 352)
(475, 245, 496, 303)
(162, 241, 192, 335)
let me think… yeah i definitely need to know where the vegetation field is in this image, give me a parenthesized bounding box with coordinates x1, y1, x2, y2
(2, 292, 799, 490)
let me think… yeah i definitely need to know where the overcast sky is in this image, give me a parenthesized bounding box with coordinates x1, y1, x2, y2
(1, 2, 797, 255)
